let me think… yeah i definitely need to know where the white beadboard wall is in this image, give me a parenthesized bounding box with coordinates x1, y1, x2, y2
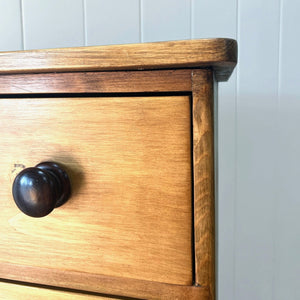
(0, 1, 299, 299)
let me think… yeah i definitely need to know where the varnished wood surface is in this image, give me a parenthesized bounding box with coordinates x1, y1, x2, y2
(0, 97, 192, 289)
(0, 264, 209, 300)
(0, 39, 237, 81)
(0, 70, 192, 94)
(0, 281, 116, 300)
(192, 69, 215, 299)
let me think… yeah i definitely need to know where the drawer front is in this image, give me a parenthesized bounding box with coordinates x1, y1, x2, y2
(0, 96, 192, 286)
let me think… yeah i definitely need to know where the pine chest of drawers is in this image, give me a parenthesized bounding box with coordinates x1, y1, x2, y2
(0, 39, 237, 300)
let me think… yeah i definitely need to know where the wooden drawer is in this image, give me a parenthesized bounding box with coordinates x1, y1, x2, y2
(0, 39, 237, 299)
(0, 95, 192, 285)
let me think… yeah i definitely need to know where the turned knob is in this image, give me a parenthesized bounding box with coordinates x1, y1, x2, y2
(12, 162, 71, 217)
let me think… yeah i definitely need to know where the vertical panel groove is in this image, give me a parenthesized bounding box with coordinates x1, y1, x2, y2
(139, 0, 143, 42)
(190, 0, 194, 38)
(277, 0, 283, 97)
(234, 1, 240, 299)
(20, 0, 25, 50)
(273, 3, 283, 299)
(82, 0, 87, 46)
(22, 0, 84, 50)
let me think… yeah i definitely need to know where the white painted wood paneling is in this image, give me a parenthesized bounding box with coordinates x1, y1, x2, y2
(85, 0, 140, 46)
(22, 0, 84, 49)
(141, 0, 190, 42)
(276, 1, 300, 299)
(0, 0, 23, 51)
(192, 0, 236, 39)
(192, 1, 237, 299)
(236, 0, 281, 299)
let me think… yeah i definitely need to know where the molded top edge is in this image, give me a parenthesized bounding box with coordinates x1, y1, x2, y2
(0, 38, 237, 81)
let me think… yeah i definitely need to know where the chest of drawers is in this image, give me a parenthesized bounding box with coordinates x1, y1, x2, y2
(0, 39, 237, 299)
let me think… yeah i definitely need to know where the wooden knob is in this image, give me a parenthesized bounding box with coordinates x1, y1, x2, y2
(12, 162, 71, 217)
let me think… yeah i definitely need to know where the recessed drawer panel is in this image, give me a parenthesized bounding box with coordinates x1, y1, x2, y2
(0, 96, 192, 286)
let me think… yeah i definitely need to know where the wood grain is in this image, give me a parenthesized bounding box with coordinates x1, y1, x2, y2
(0, 39, 237, 81)
(0, 96, 192, 288)
(0, 70, 192, 94)
(0, 263, 209, 300)
(192, 70, 215, 299)
(0, 281, 115, 300)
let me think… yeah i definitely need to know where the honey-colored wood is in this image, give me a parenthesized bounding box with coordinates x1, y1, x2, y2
(192, 69, 215, 299)
(0, 281, 115, 300)
(0, 263, 209, 300)
(0, 97, 192, 289)
(0, 37, 238, 298)
(0, 70, 192, 94)
(0, 39, 237, 81)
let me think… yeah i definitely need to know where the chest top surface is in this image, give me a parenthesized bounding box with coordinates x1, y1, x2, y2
(0, 38, 237, 81)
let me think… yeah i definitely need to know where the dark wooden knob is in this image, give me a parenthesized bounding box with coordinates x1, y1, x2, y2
(12, 162, 71, 217)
